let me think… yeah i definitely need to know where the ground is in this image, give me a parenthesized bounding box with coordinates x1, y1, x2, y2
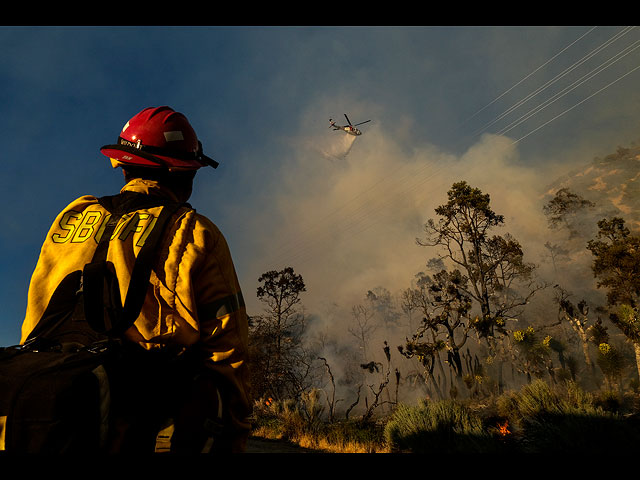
(245, 436, 322, 453)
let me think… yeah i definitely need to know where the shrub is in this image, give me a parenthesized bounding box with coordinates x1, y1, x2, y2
(323, 419, 386, 452)
(384, 399, 503, 453)
(496, 380, 640, 453)
(497, 380, 597, 422)
(252, 397, 308, 441)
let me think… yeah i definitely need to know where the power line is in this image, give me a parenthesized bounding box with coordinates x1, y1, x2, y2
(471, 26, 635, 138)
(513, 62, 640, 145)
(500, 37, 640, 136)
(462, 26, 598, 126)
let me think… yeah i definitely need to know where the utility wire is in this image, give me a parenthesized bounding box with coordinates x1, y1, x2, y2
(462, 26, 598, 126)
(471, 26, 635, 138)
(513, 62, 640, 145)
(499, 38, 640, 136)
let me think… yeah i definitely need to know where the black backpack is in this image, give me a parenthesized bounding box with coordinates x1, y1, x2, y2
(0, 192, 189, 453)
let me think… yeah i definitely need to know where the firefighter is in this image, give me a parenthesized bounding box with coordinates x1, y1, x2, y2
(20, 106, 251, 453)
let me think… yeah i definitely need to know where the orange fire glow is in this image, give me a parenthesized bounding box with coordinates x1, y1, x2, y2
(498, 421, 510, 436)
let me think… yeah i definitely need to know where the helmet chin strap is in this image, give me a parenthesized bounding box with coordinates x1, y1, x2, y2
(197, 141, 219, 169)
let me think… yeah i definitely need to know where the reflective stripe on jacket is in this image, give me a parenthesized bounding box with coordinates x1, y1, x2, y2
(21, 178, 251, 440)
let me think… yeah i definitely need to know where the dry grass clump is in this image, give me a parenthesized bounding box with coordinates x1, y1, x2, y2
(251, 395, 388, 453)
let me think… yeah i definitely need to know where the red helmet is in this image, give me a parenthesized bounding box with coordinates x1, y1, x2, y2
(100, 106, 218, 171)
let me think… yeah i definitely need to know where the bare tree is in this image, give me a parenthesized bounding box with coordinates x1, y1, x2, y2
(360, 342, 395, 422)
(318, 357, 342, 423)
(543, 241, 570, 274)
(348, 303, 376, 362)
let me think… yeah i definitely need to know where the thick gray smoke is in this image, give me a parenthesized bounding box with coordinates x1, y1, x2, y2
(239, 104, 639, 414)
(251, 126, 562, 314)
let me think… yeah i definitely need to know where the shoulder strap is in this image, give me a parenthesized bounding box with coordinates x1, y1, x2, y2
(82, 193, 188, 336)
(117, 200, 184, 335)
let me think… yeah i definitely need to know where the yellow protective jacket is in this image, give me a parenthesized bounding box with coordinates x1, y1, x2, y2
(21, 178, 251, 450)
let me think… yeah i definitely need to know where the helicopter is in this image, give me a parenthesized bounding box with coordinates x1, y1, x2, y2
(329, 114, 371, 136)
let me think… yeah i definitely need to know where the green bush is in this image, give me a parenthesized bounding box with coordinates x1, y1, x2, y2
(497, 380, 640, 453)
(497, 380, 598, 422)
(384, 399, 504, 453)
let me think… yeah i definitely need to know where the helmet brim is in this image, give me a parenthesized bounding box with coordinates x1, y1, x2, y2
(100, 144, 218, 170)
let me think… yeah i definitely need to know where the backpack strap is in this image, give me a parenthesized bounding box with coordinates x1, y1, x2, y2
(82, 193, 187, 336)
(24, 193, 190, 345)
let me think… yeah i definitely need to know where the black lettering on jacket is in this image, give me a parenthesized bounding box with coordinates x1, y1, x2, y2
(51, 209, 157, 246)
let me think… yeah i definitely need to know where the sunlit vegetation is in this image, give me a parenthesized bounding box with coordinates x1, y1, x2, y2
(247, 164, 640, 453)
(251, 393, 388, 453)
(250, 380, 640, 453)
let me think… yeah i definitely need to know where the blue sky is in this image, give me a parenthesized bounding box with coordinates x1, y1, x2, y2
(2, 26, 640, 346)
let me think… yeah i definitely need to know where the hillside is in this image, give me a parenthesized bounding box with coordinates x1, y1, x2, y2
(544, 144, 640, 231)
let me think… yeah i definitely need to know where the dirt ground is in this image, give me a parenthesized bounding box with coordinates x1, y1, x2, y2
(156, 427, 321, 453)
(245, 436, 324, 453)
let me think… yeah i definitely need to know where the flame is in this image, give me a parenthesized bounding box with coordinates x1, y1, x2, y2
(498, 420, 511, 436)
(265, 397, 273, 407)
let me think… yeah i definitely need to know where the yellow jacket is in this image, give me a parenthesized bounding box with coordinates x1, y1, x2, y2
(21, 178, 251, 449)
